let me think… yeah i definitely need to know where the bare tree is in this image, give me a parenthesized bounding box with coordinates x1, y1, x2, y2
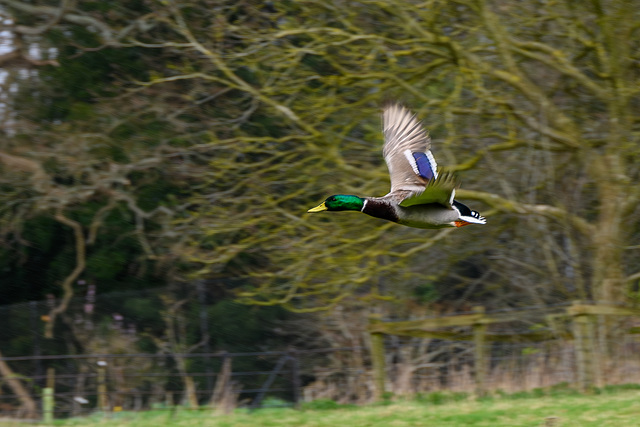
(1, 0, 638, 319)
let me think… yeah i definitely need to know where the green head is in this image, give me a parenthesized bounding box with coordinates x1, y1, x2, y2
(307, 195, 365, 212)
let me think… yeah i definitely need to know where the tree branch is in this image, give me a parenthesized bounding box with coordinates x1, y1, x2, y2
(45, 209, 86, 339)
(11, 0, 69, 35)
(1, 0, 154, 44)
(0, 151, 51, 192)
(456, 189, 595, 235)
(168, 4, 322, 137)
(1, 0, 114, 41)
(0, 350, 37, 418)
(508, 39, 608, 100)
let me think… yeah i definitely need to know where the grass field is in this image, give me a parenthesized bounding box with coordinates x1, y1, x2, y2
(3, 386, 640, 427)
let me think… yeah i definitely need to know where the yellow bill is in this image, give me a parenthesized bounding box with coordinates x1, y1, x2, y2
(307, 202, 328, 213)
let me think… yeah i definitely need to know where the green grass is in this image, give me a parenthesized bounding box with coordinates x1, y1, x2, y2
(3, 386, 640, 427)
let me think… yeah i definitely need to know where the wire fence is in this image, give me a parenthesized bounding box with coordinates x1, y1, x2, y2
(3, 334, 640, 420)
(1, 346, 374, 418)
(2, 292, 640, 420)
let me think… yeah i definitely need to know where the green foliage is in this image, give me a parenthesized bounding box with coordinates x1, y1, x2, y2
(53, 387, 640, 426)
(301, 399, 356, 410)
(416, 391, 469, 405)
(259, 396, 290, 408)
(412, 282, 439, 304)
(521, 346, 541, 356)
(495, 382, 579, 400)
(206, 301, 290, 351)
(598, 383, 640, 393)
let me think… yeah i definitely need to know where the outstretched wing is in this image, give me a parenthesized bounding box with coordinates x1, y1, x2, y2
(382, 104, 454, 206)
(399, 172, 458, 208)
(382, 104, 436, 195)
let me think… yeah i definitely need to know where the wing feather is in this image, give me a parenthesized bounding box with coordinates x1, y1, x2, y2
(382, 104, 450, 204)
(399, 172, 458, 208)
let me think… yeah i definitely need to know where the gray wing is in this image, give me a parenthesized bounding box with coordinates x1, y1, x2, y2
(382, 104, 453, 204)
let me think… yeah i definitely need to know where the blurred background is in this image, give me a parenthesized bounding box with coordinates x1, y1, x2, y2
(0, 0, 639, 419)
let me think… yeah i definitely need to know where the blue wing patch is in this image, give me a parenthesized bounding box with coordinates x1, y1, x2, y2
(412, 151, 438, 181)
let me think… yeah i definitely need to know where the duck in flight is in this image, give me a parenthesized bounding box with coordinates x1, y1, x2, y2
(307, 104, 486, 229)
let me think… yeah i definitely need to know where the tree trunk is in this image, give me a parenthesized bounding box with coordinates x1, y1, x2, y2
(174, 355, 199, 409)
(211, 354, 233, 414)
(0, 349, 38, 419)
(591, 154, 627, 360)
(592, 154, 626, 304)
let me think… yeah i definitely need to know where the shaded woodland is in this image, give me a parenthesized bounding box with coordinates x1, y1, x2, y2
(0, 0, 640, 417)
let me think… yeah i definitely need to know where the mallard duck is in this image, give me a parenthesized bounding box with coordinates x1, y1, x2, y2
(307, 104, 486, 229)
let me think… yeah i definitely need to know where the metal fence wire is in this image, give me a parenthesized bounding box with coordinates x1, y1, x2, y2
(2, 292, 640, 419)
(3, 336, 640, 419)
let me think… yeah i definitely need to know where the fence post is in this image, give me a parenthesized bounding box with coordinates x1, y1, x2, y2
(43, 387, 54, 424)
(472, 306, 488, 397)
(46, 367, 55, 390)
(42, 367, 55, 423)
(97, 360, 109, 412)
(369, 331, 386, 401)
(571, 303, 594, 392)
(587, 315, 603, 388)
